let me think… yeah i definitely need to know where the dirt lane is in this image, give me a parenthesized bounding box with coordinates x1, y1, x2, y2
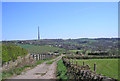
(10, 55, 62, 79)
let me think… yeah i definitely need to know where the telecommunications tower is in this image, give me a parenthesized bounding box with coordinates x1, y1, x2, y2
(38, 26, 40, 40)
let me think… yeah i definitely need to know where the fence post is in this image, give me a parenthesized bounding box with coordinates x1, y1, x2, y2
(43, 54, 44, 60)
(37, 54, 39, 60)
(33, 54, 35, 60)
(44, 54, 45, 59)
(45, 54, 46, 59)
(94, 63, 96, 72)
(69, 60, 70, 65)
(76, 61, 78, 66)
(83, 61, 85, 66)
(43, 54, 45, 59)
(72, 59, 73, 64)
(39, 54, 40, 60)
(35, 54, 37, 60)
(46, 54, 48, 59)
(41, 54, 43, 60)
(41, 54, 42, 60)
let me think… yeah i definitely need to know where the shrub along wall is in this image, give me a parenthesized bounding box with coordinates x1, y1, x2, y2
(2, 44, 28, 64)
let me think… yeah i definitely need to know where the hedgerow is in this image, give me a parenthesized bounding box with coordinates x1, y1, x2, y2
(2, 44, 28, 63)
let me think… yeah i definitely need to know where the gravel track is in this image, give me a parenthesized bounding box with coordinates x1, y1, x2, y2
(9, 55, 62, 79)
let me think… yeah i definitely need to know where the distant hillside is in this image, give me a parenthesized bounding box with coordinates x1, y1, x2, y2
(2, 38, 119, 56)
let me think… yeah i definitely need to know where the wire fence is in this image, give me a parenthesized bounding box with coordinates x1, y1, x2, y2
(62, 56, 118, 81)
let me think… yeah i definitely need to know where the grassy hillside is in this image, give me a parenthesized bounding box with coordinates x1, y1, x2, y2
(17, 44, 66, 54)
(72, 59, 118, 79)
(2, 44, 28, 63)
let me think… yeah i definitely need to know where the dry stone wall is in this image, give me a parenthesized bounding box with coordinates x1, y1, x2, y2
(62, 57, 117, 81)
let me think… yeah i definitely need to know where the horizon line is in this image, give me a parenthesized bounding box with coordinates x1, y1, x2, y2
(2, 37, 119, 41)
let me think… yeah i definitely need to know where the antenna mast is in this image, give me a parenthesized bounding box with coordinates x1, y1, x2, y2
(38, 26, 40, 40)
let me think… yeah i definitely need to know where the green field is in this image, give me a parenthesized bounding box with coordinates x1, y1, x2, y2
(69, 50, 82, 52)
(72, 59, 118, 79)
(17, 44, 66, 54)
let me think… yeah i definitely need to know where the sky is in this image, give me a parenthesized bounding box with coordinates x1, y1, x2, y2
(2, 2, 118, 40)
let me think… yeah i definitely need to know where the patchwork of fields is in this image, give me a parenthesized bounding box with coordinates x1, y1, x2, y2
(2, 38, 119, 80)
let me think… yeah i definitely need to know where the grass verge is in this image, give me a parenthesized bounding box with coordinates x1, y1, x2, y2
(46, 60, 56, 64)
(2, 65, 31, 79)
(57, 59, 67, 79)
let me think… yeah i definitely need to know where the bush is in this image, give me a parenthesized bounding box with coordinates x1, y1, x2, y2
(2, 44, 28, 64)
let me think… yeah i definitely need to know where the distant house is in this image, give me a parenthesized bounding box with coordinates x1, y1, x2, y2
(88, 51, 108, 56)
